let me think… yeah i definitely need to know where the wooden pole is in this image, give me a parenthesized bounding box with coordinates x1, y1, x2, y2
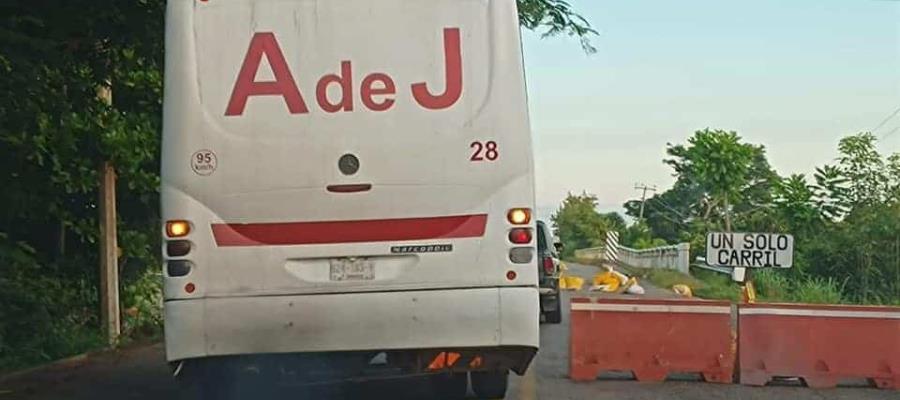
(97, 84, 120, 345)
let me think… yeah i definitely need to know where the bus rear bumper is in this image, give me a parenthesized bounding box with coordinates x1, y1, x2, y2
(164, 287, 539, 364)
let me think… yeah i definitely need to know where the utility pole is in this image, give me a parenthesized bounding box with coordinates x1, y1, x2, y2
(634, 183, 657, 220)
(97, 82, 120, 346)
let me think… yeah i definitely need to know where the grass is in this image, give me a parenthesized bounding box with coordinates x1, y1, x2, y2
(0, 325, 105, 375)
(690, 268, 743, 302)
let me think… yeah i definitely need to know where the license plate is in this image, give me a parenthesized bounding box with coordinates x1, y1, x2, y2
(329, 258, 374, 281)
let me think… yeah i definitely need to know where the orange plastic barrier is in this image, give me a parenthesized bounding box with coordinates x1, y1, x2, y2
(739, 303, 900, 389)
(569, 298, 735, 383)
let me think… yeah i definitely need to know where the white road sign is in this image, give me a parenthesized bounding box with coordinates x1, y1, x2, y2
(706, 232, 793, 268)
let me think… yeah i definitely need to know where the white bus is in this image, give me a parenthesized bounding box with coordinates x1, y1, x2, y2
(161, 0, 537, 398)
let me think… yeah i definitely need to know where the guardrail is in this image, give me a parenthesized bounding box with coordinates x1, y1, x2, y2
(575, 243, 691, 275)
(618, 243, 691, 275)
(691, 263, 732, 275)
(573, 246, 606, 260)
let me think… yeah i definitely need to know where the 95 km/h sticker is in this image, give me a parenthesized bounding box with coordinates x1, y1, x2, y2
(191, 149, 217, 176)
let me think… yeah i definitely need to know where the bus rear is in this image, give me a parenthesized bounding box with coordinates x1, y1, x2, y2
(162, 0, 537, 397)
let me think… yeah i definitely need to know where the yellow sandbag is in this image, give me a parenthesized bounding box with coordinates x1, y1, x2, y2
(591, 272, 621, 292)
(611, 270, 629, 285)
(672, 284, 693, 298)
(561, 275, 584, 291)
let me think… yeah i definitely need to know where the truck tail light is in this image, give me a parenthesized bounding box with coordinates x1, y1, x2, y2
(508, 228, 532, 244)
(507, 208, 531, 225)
(543, 256, 555, 275)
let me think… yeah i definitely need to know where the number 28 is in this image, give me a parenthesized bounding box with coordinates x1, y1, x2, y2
(470, 141, 499, 162)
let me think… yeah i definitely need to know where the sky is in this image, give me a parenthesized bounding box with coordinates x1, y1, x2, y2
(520, 0, 900, 222)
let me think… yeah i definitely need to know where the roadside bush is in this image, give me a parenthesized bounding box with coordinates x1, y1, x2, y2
(690, 269, 742, 302)
(121, 268, 163, 339)
(0, 232, 162, 372)
(753, 269, 791, 302)
(0, 234, 102, 371)
(788, 277, 845, 304)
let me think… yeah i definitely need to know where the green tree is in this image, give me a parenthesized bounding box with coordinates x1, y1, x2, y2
(664, 129, 777, 231)
(887, 153, 900, 202)
(624, 182, 698, 243)
(517, 0, 598, 53)
(551, 193, 611, 257)
(599, 212, 627, 233)
(621, 222, 668, 249)
(773, 174, 821, 233)
(0, 0, 165, 369)
(837, 133, 888, 207)
(812, 165, 851, 221)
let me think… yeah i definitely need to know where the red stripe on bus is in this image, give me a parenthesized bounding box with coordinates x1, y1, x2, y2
(211, 214, 488, 246)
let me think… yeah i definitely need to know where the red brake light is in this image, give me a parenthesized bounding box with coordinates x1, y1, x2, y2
(543, 257, 555, 274)
(508, 228, 532, 244)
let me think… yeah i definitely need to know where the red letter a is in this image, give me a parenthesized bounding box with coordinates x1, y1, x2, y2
(225, 32, 308, 116)
(411, 28, 462, 110)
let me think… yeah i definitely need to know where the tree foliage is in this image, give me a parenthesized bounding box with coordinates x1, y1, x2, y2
(626, 130, 900, 304)
(517, 0, 598, 53)
(0, 0, 165, 369)
(664, 129, 777, 231)
(551, 193, 622, 258)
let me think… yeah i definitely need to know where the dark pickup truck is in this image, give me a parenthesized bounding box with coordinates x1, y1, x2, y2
(536, 220, 562, 324)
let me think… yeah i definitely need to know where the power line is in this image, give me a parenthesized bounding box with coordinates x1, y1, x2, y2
(871, 104, 900, 134)
(881, 125, 900, 140)
(649, 196, 688, 219)
(645, 200, 690, 227)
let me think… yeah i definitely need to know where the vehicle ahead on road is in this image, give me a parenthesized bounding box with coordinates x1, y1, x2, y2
(536, 221, 562, 324)
(161, 0, 537, 398)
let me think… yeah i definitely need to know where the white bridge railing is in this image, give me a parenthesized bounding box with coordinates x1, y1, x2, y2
(575, 243, 691, 275)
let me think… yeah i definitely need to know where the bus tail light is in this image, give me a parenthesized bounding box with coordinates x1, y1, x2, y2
(166, 220, 191, 238)
(166, 240, 192, 257)
(508, 228, 532, 244)
(167, 260, 193, 277)
(509, 247, 533, 263)
(507, 208, 531, 225)
(542, 256, 555, 275)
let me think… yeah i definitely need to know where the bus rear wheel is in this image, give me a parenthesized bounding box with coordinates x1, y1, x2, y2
(471, 370, 509, 399)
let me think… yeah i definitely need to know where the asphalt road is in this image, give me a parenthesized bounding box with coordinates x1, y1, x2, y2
(1, 262, 894, 400)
